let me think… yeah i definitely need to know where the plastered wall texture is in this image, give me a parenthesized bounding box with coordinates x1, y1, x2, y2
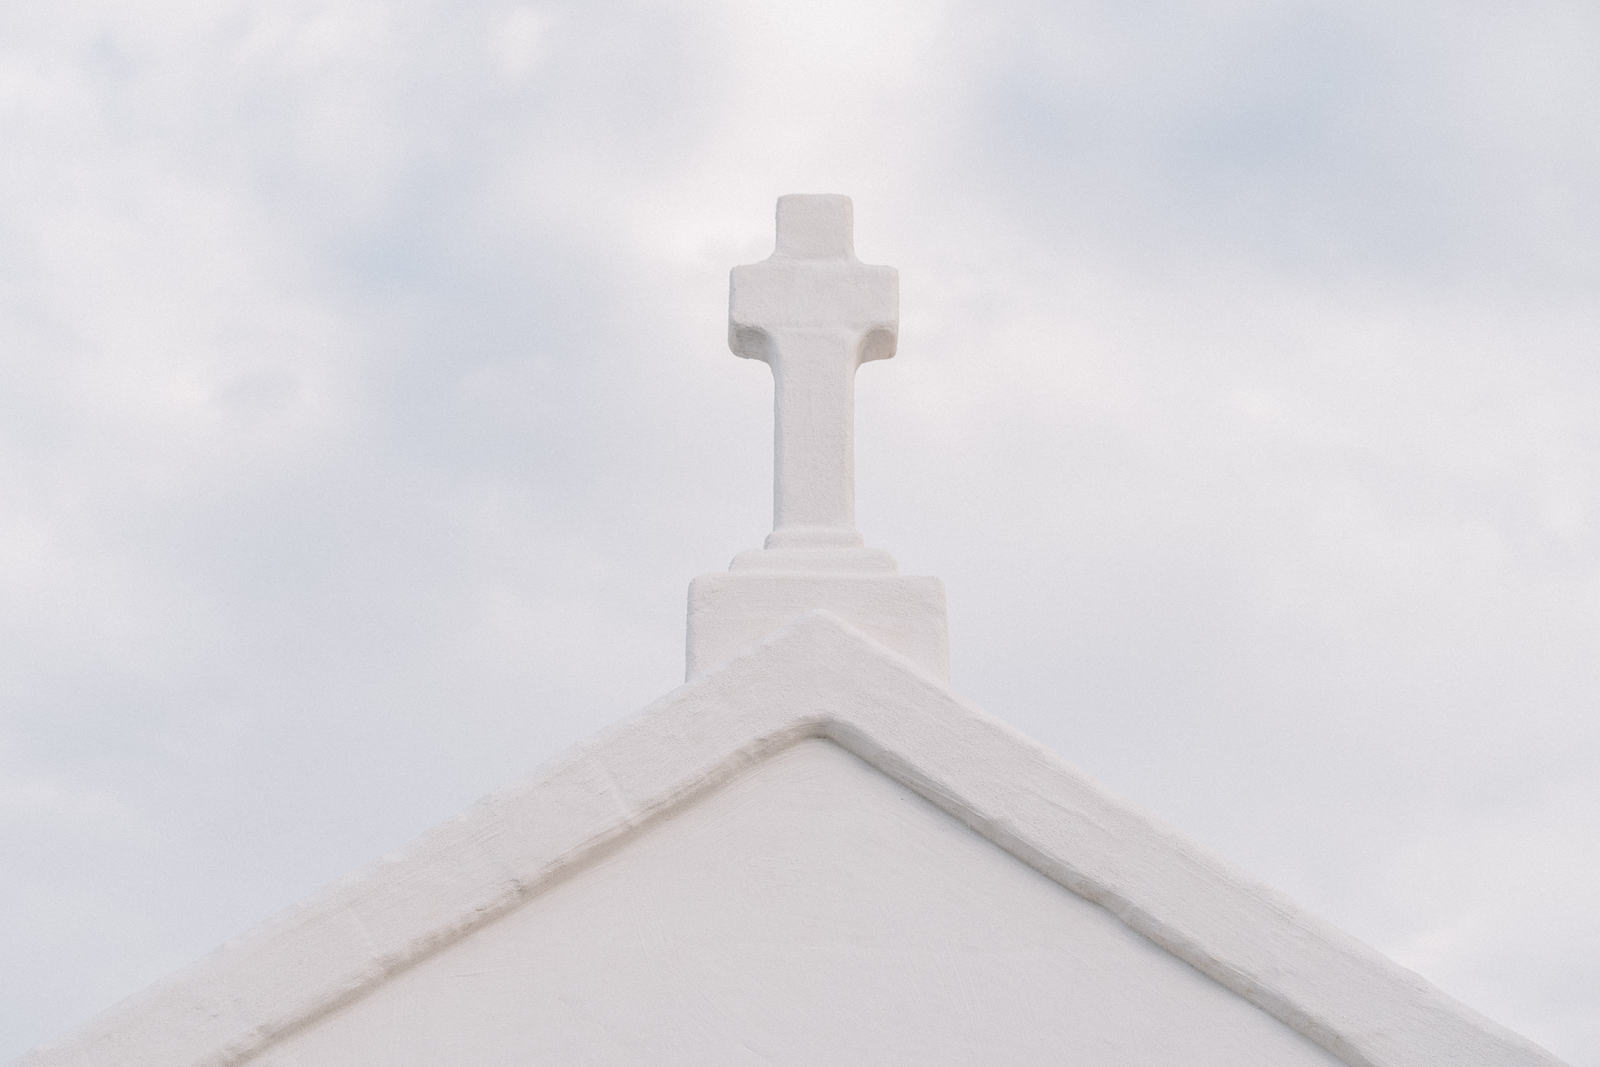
(14, 198, 1568, 1067)
(689, 194, 949, 683)
(257, 740, 1348, 1066)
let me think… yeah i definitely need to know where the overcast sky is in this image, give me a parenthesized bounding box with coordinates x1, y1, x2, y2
(3, 1, 1597, 1062)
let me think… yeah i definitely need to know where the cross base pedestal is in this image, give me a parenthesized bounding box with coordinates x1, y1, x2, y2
(729, 544, 899, 575)
(686, 569, 948, 682)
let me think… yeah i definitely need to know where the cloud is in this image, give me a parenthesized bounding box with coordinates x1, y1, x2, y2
(2, 0, 1595, 1061)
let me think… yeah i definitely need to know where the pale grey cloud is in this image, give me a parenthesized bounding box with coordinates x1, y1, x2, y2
(2, 1, 1596, 1062)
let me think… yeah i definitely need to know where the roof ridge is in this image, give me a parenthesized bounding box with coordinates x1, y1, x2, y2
(19, 612, 1566, 1067)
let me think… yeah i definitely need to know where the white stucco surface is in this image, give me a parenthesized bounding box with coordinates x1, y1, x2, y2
(255, 738, 1344, 1066)
(686, 570, 947, 681)
(16, 612, 1564, 1067)
(687, 195, 949, 682)
(728, 194, 896, 544)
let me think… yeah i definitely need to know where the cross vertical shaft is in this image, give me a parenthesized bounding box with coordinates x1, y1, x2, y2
(771, 329, 857, 533)
(729, 195, 898, 558)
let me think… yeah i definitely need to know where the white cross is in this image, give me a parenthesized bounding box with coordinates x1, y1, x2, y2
(729, 195, 898, 554)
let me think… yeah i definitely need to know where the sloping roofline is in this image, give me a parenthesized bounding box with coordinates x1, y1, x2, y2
(18, 611, 1564, 1067)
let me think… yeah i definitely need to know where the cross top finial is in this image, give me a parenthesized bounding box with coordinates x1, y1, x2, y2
(728, 195, 899, 571)
(774, 194, 853, 258)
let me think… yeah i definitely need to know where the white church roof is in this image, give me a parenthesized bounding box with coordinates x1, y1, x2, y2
(16, 197, 1566, 1067)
